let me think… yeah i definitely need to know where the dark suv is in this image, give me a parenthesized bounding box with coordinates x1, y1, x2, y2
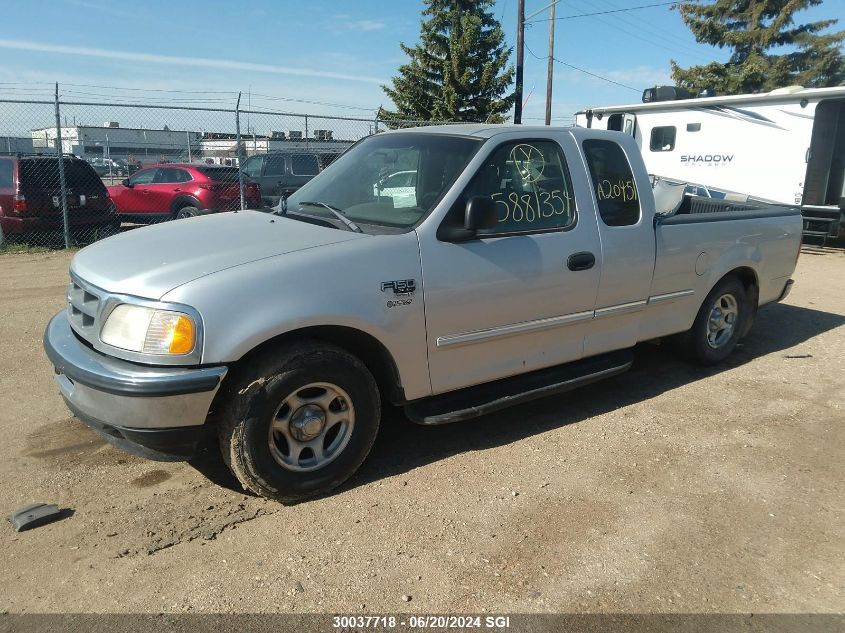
(0, 155, 117, 242)
(240, 151, 321, 206)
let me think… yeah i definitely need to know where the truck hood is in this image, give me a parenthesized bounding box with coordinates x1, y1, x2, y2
(71, 211, 366, 299)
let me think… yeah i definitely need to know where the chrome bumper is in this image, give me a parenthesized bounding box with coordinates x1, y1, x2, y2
(44, 311, 227, 434)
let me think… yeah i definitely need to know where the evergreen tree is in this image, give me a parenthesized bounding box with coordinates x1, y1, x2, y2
(672, 0, 845, 94)
(382, 0, 515, 123)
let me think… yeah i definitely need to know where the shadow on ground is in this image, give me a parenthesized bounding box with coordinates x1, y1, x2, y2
(189, 302, 844, 497)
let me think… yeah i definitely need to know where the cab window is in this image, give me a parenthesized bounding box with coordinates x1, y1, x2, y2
(582, 139, 640, 227)
(462, 140, 576, 236)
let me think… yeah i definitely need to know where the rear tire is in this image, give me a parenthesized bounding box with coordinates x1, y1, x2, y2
(675, 275, 749, 365)
(175, 206, 200, 219)
(217, 342, 381, 503)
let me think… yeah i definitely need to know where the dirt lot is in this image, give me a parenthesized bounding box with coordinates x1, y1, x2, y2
(0, 246, 842, 615)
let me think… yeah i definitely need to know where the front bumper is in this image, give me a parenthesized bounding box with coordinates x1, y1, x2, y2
(43, 312, 228, 460)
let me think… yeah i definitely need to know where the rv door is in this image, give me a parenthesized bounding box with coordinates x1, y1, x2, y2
(622, 113, 637, 137)
(803, 98, 845, 207)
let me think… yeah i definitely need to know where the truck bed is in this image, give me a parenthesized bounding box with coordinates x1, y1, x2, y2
(659, 196, 800, 225)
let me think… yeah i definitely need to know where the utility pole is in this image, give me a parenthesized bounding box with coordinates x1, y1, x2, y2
(514, 0, 525, 124)
(544, 1, 555, 125)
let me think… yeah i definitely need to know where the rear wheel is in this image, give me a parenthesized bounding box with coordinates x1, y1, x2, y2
(676, 275, 749, 365)
(217, 342, 381, 503)
(175, 206, 200, 220)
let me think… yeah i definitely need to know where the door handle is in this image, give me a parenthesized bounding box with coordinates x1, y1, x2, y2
(567, 252, 596, 271)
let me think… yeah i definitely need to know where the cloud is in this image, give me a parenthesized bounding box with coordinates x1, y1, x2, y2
(350, 19, 387, 31)
(0, 39, 386, 85)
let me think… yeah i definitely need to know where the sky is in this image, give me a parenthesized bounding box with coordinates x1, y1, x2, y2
(0, 0, 843, 129)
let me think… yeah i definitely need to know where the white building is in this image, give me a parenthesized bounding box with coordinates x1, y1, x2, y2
(31, 123, 202, 162)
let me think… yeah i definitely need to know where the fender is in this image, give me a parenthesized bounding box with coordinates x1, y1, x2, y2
(169, 195, 204, 214)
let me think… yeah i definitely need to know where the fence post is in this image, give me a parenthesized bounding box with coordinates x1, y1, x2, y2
(186, 130, 192, 163)
(304, 114, 309, 149)
(235, 92, 245, 210)
(54, 83, 71, 249)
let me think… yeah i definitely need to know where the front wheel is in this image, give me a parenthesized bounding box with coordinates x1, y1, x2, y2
(675, 275, 749, 365)
(217, 342, 381, 502)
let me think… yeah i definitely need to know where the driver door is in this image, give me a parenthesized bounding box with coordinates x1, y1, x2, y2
(113, 168, 156, 214)
(418, 136, 602, 394)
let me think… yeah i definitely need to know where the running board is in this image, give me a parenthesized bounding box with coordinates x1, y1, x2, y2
(405, 349, 634, 425)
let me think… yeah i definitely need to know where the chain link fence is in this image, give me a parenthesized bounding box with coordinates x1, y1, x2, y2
(0, 89, 457, 250)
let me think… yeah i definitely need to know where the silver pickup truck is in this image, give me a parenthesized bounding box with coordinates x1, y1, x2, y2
(44, 125, 801, 502)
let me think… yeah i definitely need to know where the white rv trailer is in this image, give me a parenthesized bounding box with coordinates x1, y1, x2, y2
(575, 86, 845, 239)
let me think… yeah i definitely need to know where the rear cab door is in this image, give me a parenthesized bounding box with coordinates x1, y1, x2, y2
(571, 130, 657, 356)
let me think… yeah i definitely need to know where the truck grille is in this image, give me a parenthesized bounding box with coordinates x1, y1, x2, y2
(67, 275, 103, 346)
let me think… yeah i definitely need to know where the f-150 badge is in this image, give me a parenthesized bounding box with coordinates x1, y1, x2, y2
(381, 280, 416, 295)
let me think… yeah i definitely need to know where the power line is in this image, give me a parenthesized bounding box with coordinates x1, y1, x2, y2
(575, 0, 715, 63)
(524, 42, 641, 92)
(526, 1, 676, 24)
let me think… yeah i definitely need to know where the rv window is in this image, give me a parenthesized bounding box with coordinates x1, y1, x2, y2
(650, 126, 676, 152)
(686, 123, 701, 132)
(582, 139, 640, 227)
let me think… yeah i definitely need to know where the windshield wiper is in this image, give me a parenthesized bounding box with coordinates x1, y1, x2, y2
(298, 201, 362, 233)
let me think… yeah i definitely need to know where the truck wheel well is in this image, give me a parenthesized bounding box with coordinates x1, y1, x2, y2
(230, 326, 405, 405)
(724, 267, 759, 305)
(722, 266, 759, 337)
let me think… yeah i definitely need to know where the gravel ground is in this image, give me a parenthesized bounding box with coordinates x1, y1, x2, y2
(0, 246, 842, 615)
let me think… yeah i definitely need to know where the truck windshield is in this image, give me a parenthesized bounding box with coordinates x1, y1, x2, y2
(284, 133, 482, 231)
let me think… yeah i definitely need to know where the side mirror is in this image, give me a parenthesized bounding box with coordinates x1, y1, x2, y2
(464, 196, 498, 231)
(121, 179, 132, 187)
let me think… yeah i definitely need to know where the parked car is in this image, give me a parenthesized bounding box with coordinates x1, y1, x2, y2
(44, 125, 801, 503)
(240, 151, 321, 206)
(114, 158, 141, 176)
(86, 157, 123, 177)
(0, 155, 118, 241)
(107, 163, 262, 222)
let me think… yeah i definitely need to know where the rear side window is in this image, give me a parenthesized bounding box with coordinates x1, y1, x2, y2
(650, 126, 676, 151)
(19, 159, 106, 194)
(198, 167, 239, 183)
(582, 139, 640, 227)
(155, 168, 192, 184)
(0, 159, 12, 188)
(264, 155, 286, 176)
(291, 154, 319, 176)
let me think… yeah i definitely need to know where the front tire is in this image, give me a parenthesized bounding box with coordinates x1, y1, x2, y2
(676, 275, 749, 365)
(217, 342, 380, 503)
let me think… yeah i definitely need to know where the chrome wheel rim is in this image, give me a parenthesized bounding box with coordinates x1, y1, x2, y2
(268, 382, 355, 472)
(706, 293, 739, 349)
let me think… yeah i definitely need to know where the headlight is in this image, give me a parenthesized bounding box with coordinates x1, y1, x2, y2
(101, 304, 196, 355)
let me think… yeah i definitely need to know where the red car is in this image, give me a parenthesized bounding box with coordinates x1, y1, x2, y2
(107, 163, 261, 222)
